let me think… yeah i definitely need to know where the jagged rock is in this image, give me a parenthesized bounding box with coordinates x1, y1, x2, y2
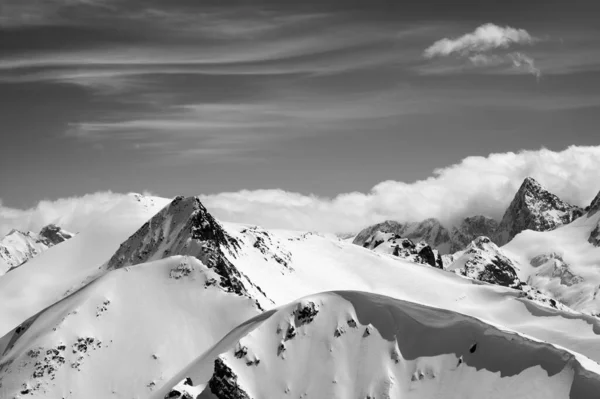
(38, 224, 74, 246)
(208, 358, 252, 399)
(105, 196, 267, 308)
(493, 177, 583, 246)
(448, 237, 521, 289)
(358, 231, 443, 268)
(295, 302, 319, 325)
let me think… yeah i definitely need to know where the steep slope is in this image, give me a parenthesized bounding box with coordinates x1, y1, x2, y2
(503, 196, 600, 315)
(157, 292, 600, 399)
(449, 216, 499, 253)
(494, 177, 584, 246)
(105, 195, 271, 309)
(0, 256, 262, 399)
(0, 224, 73, 275)
(353, 219, 452, 254)
(360, 231, 443, 268)
(0, 193, 171, 339)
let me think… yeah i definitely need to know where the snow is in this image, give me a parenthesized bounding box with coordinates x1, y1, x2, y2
(0, 256, 261, 398)
(3, 195, 600, 398)
(0, 193, 171, 339)
(155, 292, 600, 399)
(504, 209, 600, 314)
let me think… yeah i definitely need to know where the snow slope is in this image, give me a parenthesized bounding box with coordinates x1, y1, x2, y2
(504, 201, 600, 315)
(157, 291, 600, 399)
(0, 256, 261, 398)
(0, 193, 171, 339)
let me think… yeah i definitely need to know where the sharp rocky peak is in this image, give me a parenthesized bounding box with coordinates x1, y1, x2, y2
(493, 177, 584, 246)
(587, 191, 600, 217)
(38, 224, 74, 246)
(106, 196, 267, 307)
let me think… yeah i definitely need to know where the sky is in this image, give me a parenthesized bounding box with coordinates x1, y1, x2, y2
(1, 0, 600, 233)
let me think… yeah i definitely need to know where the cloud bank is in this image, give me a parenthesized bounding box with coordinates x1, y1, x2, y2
(3, 146, 599, 237)
(424, 23, 541, 78)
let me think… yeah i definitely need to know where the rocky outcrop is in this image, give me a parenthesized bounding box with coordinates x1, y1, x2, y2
(529, 253, 584, 287)
(38, 224, 74, 246)
(208, 358, 252, 399)
(493, 177, 583, 246)
(361, 231, 443, 268)
(586, 191, 600, 217)
(447, 237, 521, 289)
(590, 223, 600, 247)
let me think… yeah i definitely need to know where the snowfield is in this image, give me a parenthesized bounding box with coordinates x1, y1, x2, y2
(156, 291, 600, 399)
(1, 192, 600, 398)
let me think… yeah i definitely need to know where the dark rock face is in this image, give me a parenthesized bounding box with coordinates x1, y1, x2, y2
(208, 358, 252, 399)
(450, 216, 499, 253)
(38, 224, 74, 246)
(454, 237, 521, 289)
(587, 191, 600, 216)
(493, 177, 583, 246)
(417, 245, 443, 269)
(106, 196, 266, 308)
(589, 223, 600, 247)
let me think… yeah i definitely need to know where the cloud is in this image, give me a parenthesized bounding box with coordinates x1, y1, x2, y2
(2, 147, 600, 236)
(0, 192, 154, 237)
(199, 146, 600, 233)
(424, 23, 535, 58)
(423, 23, 541, 78)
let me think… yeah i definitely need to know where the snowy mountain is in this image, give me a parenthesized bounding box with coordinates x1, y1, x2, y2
(0, 224, 74, 275)
(158, 292, 600, 399)
(503, 192, 600, 315)
(493, 177, 584, 246)
(3, 194, 600, 398)
(0, 193, 171, 339)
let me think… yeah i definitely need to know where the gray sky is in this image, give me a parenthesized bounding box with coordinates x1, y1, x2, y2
(1, 0, 600, 208)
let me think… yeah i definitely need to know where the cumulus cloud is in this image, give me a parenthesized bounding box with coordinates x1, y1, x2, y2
(424, 23, 541, 78)
(424, 23, 535, 58)
(200, 146, 600, 233)
(2, 147, 600, 236)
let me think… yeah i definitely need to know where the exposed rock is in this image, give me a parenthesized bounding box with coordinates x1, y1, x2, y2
(38, 224, 74, 246)
(529, 253, 584, 287)
(448, 237, 521, 289)
(493, 177, 583, 246)
(590, 223, 600, 247)
(208, 358, 252, 399)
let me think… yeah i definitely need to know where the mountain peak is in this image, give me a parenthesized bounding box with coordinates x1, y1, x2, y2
(493, 177, 583, 246)
(38, 224, 74, 246)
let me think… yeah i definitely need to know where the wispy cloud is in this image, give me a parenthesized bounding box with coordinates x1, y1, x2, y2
(423, 23, 541, 78)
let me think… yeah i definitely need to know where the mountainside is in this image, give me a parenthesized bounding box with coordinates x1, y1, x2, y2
(493, 177, 584, 246)
(0, 225, 73, 275)
(157, 292, 600, 399)
(0, 193, 171, 339)
(503, 195, 600, 315)
(0, 256, 261, 399)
